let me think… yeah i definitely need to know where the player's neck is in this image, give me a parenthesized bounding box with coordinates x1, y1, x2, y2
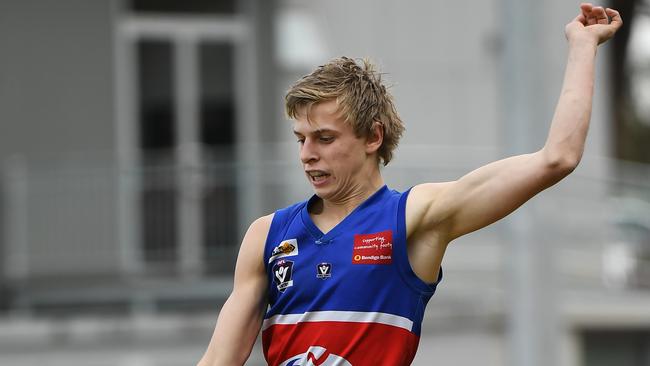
(320, 172, 384, 219)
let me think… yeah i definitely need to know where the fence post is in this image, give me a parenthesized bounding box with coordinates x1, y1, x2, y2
(3, 155, 30, 288)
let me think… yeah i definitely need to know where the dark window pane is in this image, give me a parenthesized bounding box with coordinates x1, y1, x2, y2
(137, 40, 175, 150)
(199, 41, 237, 269)
(582, 329, 650, 366)
(141, 164, 177, 264)
(199, 42, 235, 147)
(130, 0, 236, 15)
(203, 169, 238, 275)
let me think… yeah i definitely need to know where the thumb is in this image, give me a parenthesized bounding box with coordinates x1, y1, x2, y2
(605, 8, 623, 30)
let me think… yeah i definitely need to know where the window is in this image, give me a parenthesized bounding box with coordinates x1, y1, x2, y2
(130, 0, 236, 15)
(583, 329, 650, 366)
(116, 1, 250, 275)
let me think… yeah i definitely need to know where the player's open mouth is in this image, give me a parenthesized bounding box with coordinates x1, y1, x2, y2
(307, 171, 330, 183)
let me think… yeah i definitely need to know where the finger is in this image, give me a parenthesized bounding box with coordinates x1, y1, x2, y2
(580, 2, 593, 18)
(587, 13, 597, 26)
(581, 4, 597, 26)
(592, 6, 608, 25)
(573, 13, 587, 26)
(605, 8, 623, 29)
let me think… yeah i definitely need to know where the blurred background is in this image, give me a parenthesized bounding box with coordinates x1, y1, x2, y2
(0, 0, 649, 365)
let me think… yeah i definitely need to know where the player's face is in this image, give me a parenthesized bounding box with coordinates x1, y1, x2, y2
(293, 100, 374, 201)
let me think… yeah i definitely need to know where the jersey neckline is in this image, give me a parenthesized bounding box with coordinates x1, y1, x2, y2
(300, 185, 390, 244)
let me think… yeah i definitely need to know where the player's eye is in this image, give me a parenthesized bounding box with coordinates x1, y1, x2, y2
(319, 136, 334, 143)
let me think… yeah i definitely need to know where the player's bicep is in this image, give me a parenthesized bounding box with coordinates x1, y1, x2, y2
(233, 214, 272, 290)
(448, 152, 571, 239)
(427, 152, 571, 241)
(228, 214, 272, 323)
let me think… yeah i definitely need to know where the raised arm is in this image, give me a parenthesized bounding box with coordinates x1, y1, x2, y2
(405, 4, 622, 281)
(197, 215, 272, 366)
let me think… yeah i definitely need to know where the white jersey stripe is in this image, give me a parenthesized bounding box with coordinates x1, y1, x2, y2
(262, 311, 413, 332)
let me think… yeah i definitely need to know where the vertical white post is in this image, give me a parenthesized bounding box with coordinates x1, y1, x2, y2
(175, 34, 204, 277)
(3, 156, 29, 282)
(234, 0, 263, 238)
(113, 7, 142, 277)
(501, 0, 558, 366)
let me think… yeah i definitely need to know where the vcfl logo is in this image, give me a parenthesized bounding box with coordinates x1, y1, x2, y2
(280, 346, 351, 366)
(316, 263, 332, 279)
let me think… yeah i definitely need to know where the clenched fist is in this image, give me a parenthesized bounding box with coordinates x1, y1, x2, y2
(565, 3, 623, 46)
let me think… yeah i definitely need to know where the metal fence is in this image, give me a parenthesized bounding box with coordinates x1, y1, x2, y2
(1, 151, 649, 315)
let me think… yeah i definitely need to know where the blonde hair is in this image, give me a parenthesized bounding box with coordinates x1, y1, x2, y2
(285, 57, 404, 165)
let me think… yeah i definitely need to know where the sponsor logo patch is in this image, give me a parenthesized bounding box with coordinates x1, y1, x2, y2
(269, 239, 299, 263)
(280, 346, 351, 366)
(316, 262, 332, 279)
(273, 259, 294, 292)
(352, 230, 393, 265)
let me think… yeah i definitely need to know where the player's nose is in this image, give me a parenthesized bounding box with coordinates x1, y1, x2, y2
(299, 140, 319, 164)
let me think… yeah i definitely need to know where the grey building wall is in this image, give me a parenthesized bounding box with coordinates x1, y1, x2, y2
(0, 0, 115, 158)
(0, 0, 119, 281)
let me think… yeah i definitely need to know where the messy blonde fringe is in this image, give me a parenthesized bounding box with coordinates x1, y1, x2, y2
(285, 57, 404, 166)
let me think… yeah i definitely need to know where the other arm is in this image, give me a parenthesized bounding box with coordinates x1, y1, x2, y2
(197, 214, 272, 366)
(406, 4, 622, 281)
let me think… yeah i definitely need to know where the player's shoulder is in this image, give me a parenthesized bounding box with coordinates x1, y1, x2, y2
(248, 213, 274, 236)
(239, 214, 275, 261)
(247, 198, 310, 245)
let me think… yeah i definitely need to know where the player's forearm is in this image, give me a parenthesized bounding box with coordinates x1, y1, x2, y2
(543, 38, 599, 170)
(198, 292, 264, 366)
(198, 320, 257, 366)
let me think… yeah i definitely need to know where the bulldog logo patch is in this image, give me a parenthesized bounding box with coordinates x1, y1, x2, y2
(273, 259, 294, 292)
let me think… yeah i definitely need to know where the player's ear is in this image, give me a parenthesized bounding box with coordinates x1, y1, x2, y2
(365, 121, 384, 154)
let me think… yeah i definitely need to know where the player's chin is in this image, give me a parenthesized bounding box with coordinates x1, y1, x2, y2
(311, 183, 336, 200)
(311, 185, 329, 199)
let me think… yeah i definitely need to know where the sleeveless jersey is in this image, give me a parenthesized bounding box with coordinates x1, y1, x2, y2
(262, 185, 442, 366)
